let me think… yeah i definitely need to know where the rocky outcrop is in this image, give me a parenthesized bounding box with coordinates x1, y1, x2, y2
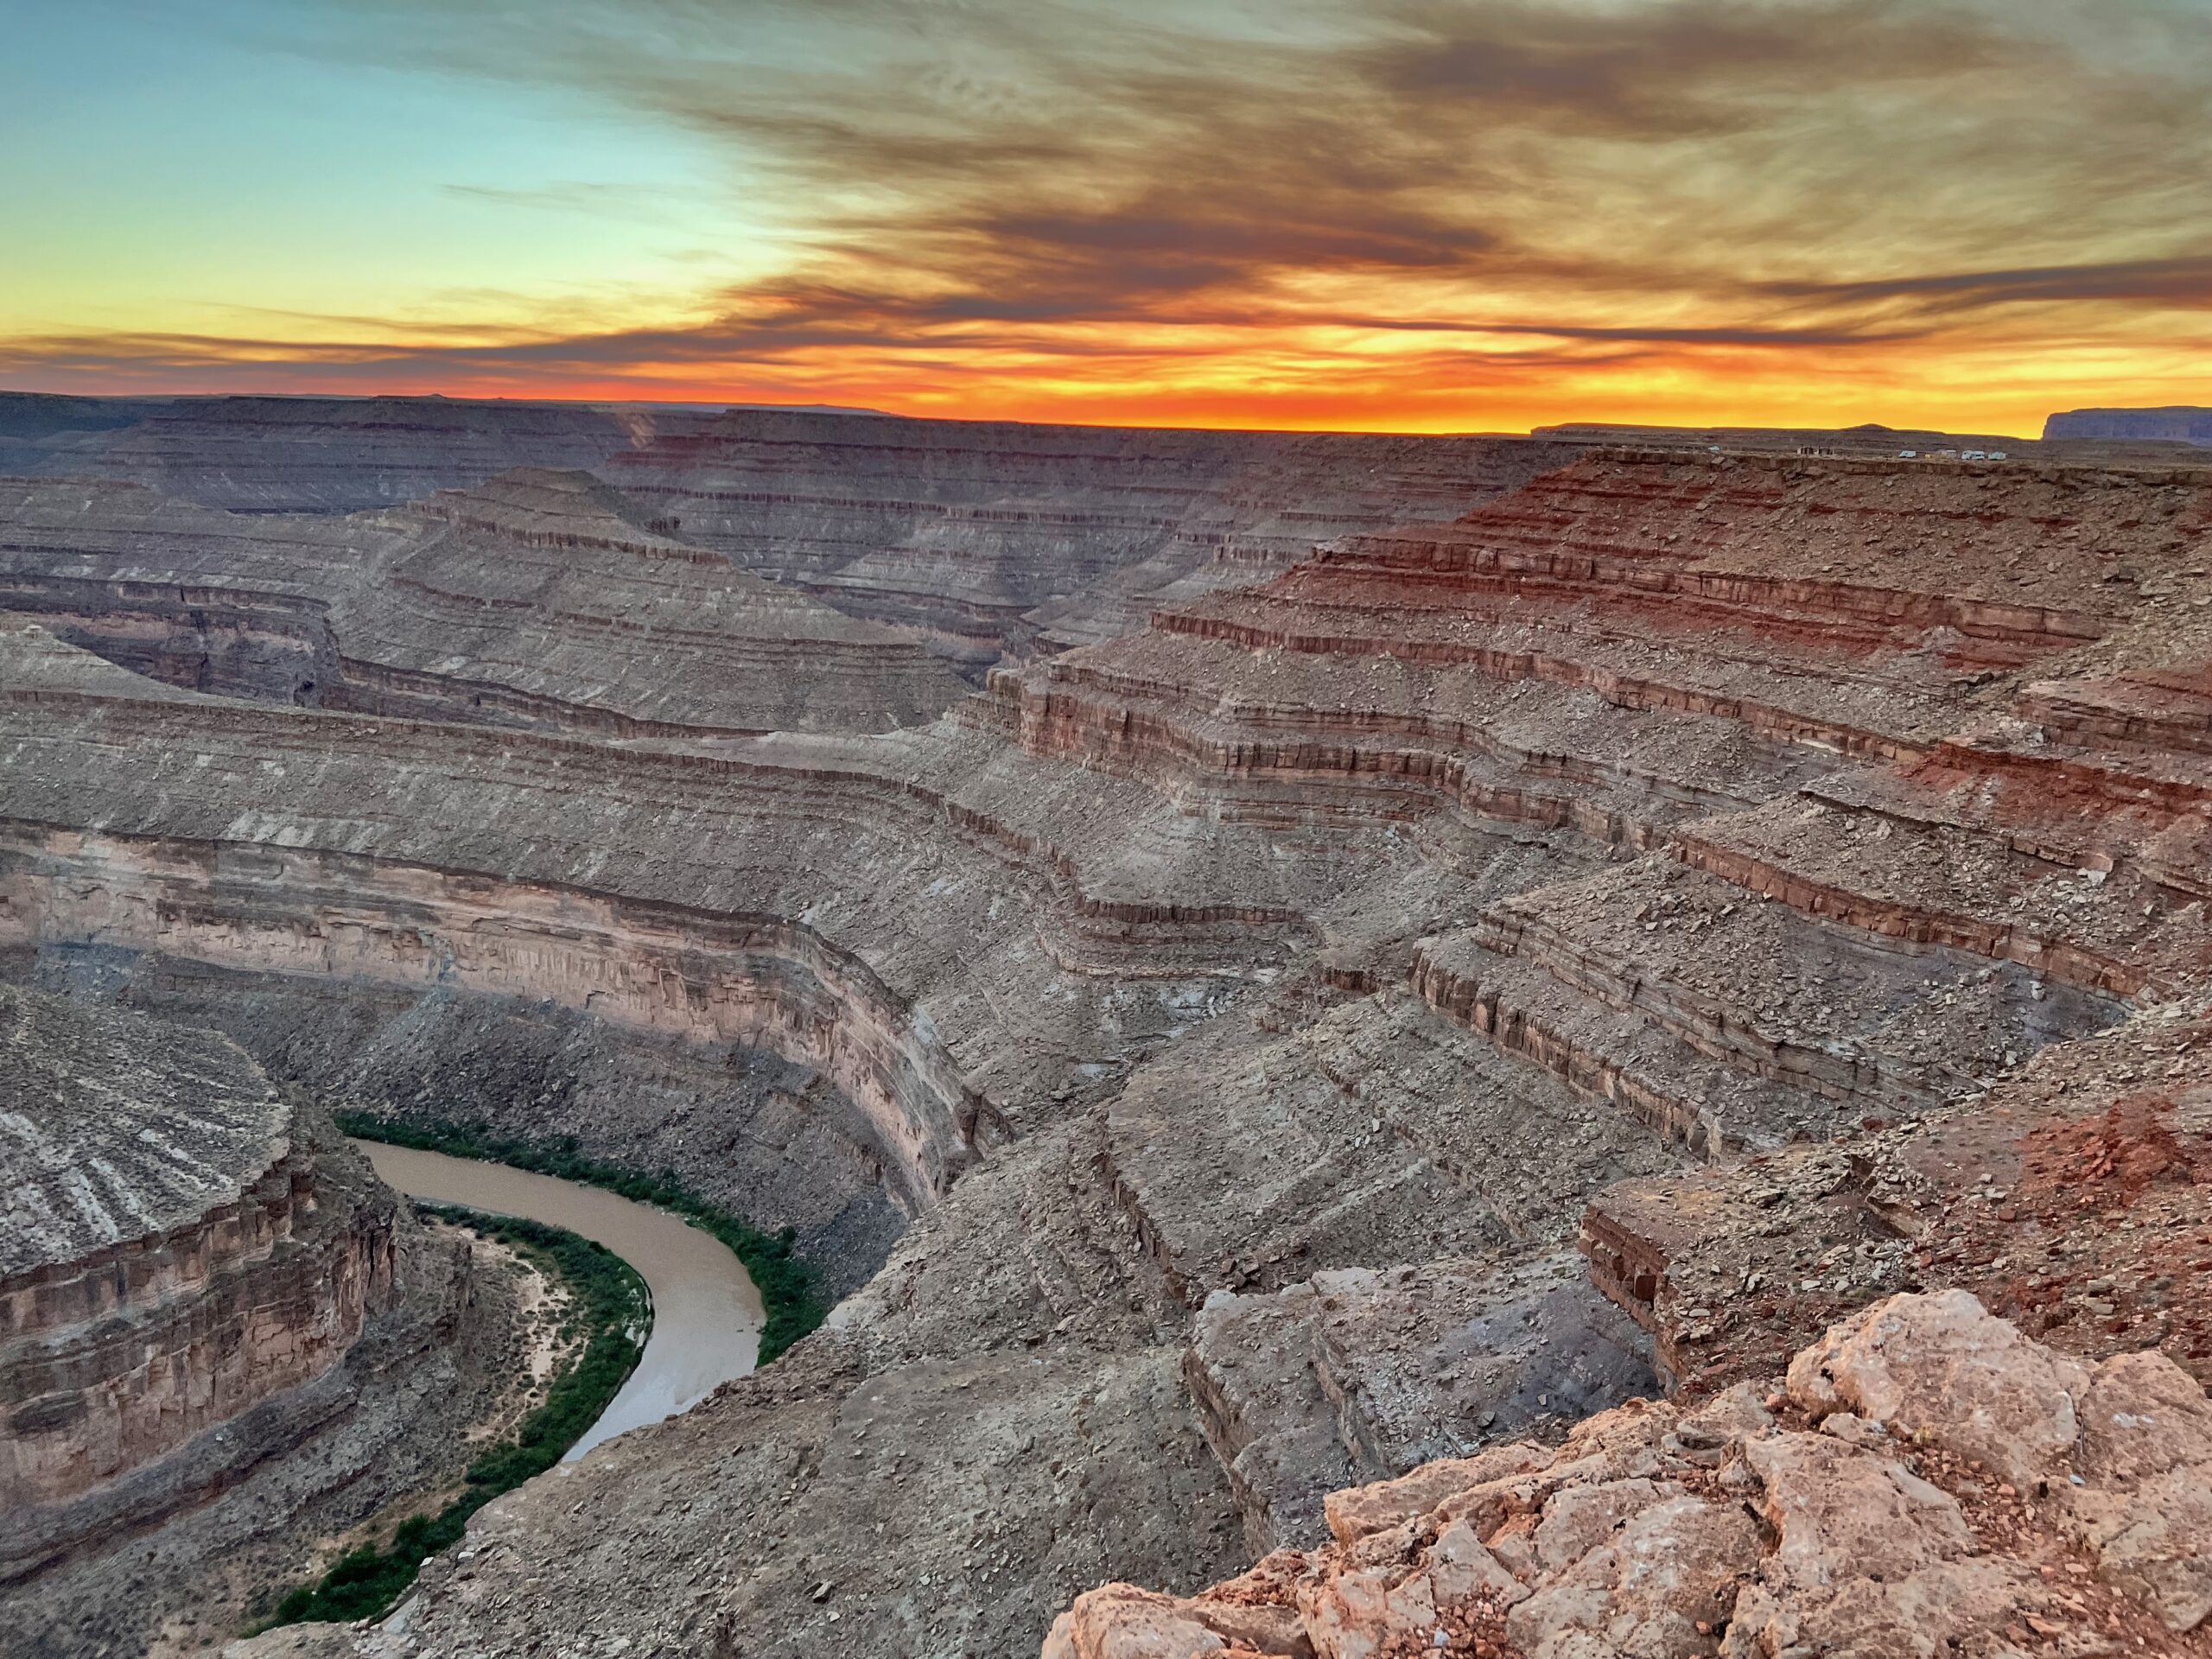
(0, 983, 432, 1628)
(1046, 1292, 2212, 1657)
(0, 988, 395, 1522)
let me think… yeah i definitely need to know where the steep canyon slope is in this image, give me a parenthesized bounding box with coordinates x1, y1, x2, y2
(0, 406, 2207, 1658)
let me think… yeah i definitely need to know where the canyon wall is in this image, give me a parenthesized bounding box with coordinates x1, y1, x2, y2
(7, 396, 1593, 677)
(0, 468, 966, 736)
(0, 987, 393, 1516)
(0, 826, 982, 1217)
(6, 394, 721, 511)
(0, 981, 448, 1635)
(601, 410, 1586, 658)
(0, 413, 2204, 1656)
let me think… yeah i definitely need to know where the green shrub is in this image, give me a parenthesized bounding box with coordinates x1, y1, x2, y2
(336, 1111, 829, 1362)
(251, 1210, 647, 1632)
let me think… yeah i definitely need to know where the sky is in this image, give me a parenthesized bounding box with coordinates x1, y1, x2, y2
(2, 0, 2209, 435)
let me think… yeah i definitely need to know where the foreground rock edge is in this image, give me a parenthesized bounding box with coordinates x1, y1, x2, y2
(1043, 1290, 2212, 1658)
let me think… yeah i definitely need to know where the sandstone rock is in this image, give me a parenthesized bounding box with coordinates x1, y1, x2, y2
(1044, 1586, 1232, 1659)
(2063, 1351, 2212, 1630)
(1531, 1478, 1675, 1570)
(1785, 1289, 2091, 1487)
(1506, 1494, 1760, 1658)
(1427, 1518, 1530, 1606)
(2075, 1350, 2212, 1485)
(1299, 1556, 1441, 1659)
(1742, 1432, 1974, 1591)
(1052, 1294, 2212, 1659)
(1323, 1444, 1555, 1545)
(1724, 1556, 2049, 1659)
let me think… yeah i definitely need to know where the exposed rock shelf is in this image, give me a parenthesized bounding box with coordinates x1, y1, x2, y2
(0, 469, 966, 737)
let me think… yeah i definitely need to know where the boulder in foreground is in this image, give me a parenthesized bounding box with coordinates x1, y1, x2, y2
(1045, 1291, 2212, 1657)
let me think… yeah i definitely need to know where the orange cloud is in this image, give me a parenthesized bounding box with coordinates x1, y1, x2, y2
(5, 0, 2209, 433)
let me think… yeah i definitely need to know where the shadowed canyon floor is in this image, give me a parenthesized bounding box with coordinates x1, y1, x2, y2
(0, 401, 2207, 1658)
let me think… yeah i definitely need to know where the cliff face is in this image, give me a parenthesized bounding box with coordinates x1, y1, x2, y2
(12, 394, 721, 511)
(601, 410, 1585, 659)
(0, 419, 2206, 1657)
(8, 396, 1595, 677)
(0, 988, 396, 1559)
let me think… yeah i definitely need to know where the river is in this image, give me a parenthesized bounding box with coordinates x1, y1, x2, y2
(350, 1141, 765, 1460)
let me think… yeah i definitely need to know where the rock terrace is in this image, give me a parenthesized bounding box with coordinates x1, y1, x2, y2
(0, 399, 2202, 1658)
(0, 983, 291, 1276)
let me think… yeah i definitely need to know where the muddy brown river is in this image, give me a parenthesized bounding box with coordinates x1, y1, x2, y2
(351, 1141, 764, 1460)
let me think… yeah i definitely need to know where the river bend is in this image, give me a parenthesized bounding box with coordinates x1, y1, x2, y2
(351, 1140, 765, 1459)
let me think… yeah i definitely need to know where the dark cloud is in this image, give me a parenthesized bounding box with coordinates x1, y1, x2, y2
(1770, 255, 2212, 315)
(340, 0, 2209, 345)
(1365, 0, 2031, 135)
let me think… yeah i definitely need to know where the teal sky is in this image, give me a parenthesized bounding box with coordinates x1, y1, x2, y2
(0, 2, 745, 343)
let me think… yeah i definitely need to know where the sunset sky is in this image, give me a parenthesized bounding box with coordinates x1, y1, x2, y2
(3, 0, 2209, 434)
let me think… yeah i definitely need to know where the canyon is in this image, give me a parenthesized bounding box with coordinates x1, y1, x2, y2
(0, 397, 2205, 1658)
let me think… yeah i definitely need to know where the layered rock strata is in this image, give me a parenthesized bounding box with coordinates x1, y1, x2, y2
(0, 985, 553, 1657)
(0, 432, 2205, 1657)
(1580, 1009, 2212, 1401)
(0, 985, 461, 1644)
(0, 985, 393, 1518)
(1045, 1292, 2212, 1657)
(603, 410, 1584, 658)
(8, 394, 721, 511)
(0, 468, 966, 735)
